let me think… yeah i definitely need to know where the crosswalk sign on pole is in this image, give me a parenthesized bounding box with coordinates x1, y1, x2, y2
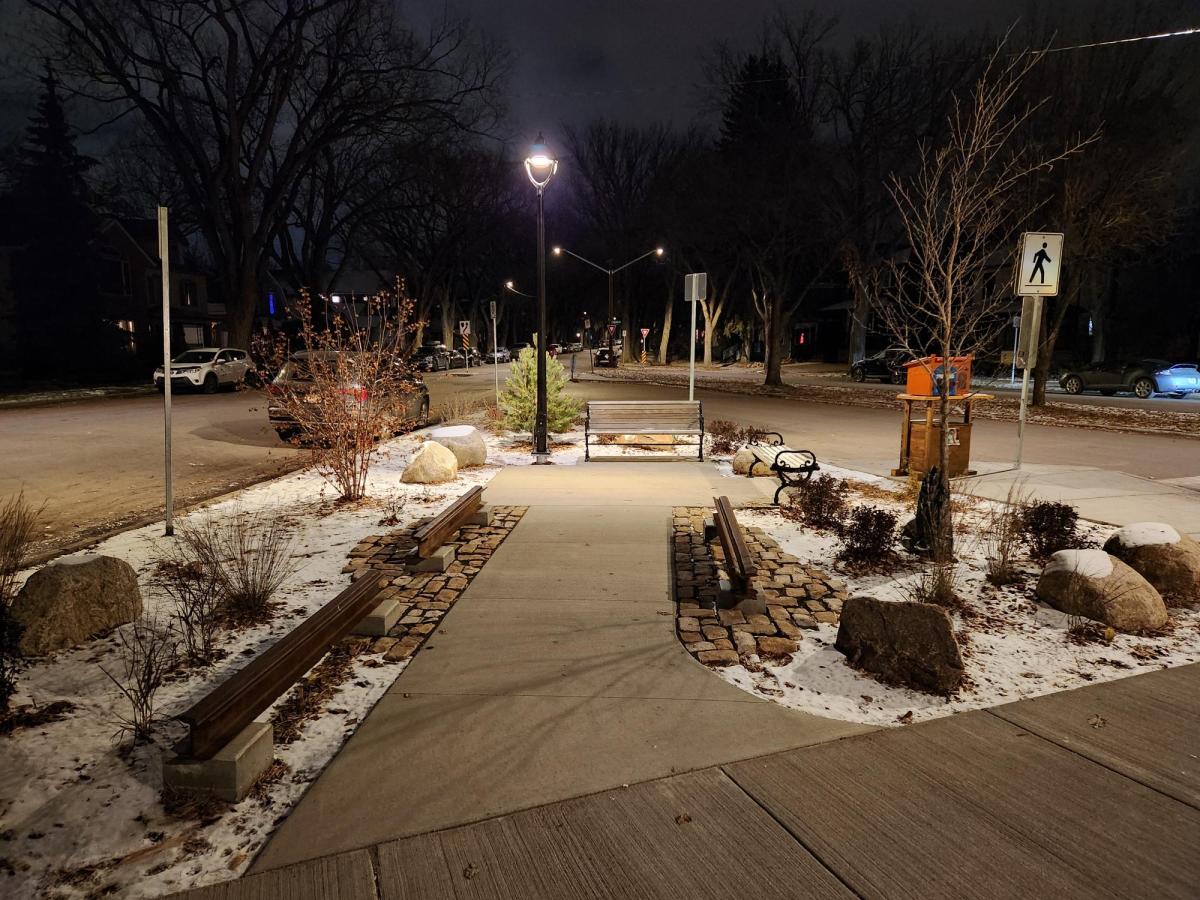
(1016, 232, 1064, 297)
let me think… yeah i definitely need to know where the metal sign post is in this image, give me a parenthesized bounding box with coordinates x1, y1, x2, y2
(489, 301, 498, 404)
(1013, 231, 1062, 470)
(158, 206, 174, 536)
(640, 326, 649, 365)
(459, 319, 471, 368)
(684, 273, 707, 401)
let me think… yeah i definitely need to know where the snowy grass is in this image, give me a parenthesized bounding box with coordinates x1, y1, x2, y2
(0, 426, 553, 899)
(712, 463, 1200, 727)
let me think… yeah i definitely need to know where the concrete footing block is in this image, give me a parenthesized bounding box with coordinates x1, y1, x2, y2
(407, 544, 455, 573)
(703, 516, 716, 541)
(466, 505, 494, 527)
(163, 720, 273, 802)
(351, 598, 400, 637)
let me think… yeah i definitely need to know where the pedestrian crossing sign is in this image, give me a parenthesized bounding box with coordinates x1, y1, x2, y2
(1016, 232, 1064, 297)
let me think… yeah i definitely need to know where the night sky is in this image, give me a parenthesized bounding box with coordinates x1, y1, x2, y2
(415, 0, 1063, 138)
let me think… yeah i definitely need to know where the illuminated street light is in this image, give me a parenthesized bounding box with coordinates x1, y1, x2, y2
(551, 245, 666, 355)
(523, 133, 558, 463)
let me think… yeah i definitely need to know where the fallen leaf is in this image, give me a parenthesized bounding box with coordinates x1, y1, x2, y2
(1088, 714, 1106, 729)
(675, 813, 692, 825)
(897, 710, 914, 725)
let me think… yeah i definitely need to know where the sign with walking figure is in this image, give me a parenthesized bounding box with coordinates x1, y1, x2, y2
(1015, 232, 1064, 297)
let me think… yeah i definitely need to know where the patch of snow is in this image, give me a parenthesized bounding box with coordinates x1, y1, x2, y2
(428, 424, 476, 438)
(719, 483, 1199, 729)
(1044, 548, 1114, 579)
(0, 423, 557, 899)
(1110, 522, 1181, 548)
(49, 553, 97, 566)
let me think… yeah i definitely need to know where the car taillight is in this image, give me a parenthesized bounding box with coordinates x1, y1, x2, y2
(339, 386, 369, 403)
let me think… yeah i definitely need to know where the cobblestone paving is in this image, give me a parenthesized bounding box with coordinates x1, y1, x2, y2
(673, 506, 849, 668)
(342, 506, 527, 662)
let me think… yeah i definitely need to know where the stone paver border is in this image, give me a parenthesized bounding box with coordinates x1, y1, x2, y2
(673, 505, 848, 667)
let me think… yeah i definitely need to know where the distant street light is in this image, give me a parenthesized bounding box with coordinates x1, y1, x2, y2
(524, 133, 558, 463)
(551, 246, 664, 354)
(504, 280, 535, 299)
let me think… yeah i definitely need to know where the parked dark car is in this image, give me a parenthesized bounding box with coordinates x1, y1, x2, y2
(849, 348, 913, 384)
(267, 351, 430, 442)
(593, 347, 619, 368)
(413, 345, 450, 372)
(1059, 359, 1200, 399)
(509, 341, 533, 356)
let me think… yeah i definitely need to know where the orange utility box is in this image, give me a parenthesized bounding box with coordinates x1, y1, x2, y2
(904, 355, 973, 397)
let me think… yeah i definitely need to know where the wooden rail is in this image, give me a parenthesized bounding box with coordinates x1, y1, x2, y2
(178, 486, 484, 760)
(410, 485, 483, 559)
(713, 495, 756, 595)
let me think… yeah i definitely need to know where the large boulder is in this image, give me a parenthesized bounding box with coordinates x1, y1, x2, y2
(732, 448, 770, 476)
(11, 554, 142, 656)
(1036, 549, 1167, 632)
(1103, 523, 1200, 606)
(401, 440, 458, 484)
(834, 596, 964, 695)
(427, 424, 487, 468)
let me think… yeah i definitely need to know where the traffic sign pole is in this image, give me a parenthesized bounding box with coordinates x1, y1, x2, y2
(684, 273, 707, 402)
(1013, 232, 1060, 471)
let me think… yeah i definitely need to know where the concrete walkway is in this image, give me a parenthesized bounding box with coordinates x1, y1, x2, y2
(251, 463, 869, 873)
(179, 662, 1200, 899)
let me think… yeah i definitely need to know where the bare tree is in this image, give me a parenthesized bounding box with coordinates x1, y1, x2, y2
(31, 0, 503, 348)
(877, 43, 1094, 560)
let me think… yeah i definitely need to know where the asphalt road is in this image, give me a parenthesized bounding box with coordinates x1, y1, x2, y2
(2, 361, 1198, 559)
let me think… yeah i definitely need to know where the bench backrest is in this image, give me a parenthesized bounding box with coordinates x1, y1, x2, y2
(413, 485, 483, 558)
(587, 400, 702, 431)
(713, 495, 757, 582)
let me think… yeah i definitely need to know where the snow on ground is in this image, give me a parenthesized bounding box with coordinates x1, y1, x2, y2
(0, 425, 560, 899)
(712, 463, 1200, 728)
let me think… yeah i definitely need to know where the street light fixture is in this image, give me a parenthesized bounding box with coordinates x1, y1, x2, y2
(523, 133, 558, 464)
(550, 245, 665, 354)
(504, 280, 535, 299)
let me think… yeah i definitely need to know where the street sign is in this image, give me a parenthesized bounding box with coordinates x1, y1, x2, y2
(1016, 232, 1064, 297)
(608, 323, 616, 335)
(583, 318, 591, 330)
(458, 319, 471, 336)
(489, 300, 496, 320)
(640, 327, 649, 338)
(684, 272, 708, 303)
(1016, 296, 1042, 370)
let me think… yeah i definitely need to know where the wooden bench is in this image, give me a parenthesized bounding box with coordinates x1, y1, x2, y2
(713, 495, 757, 604)
(407, 485, 484, 562)
(584, 400, 704, 460)
(747, 433, 819, 504)
(176, 486, 485, 762)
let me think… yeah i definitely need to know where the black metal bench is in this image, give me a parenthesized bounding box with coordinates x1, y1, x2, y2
(747, 433, 819, 504)
(713, 495, 757, 604)
(585, 400, 704, 460)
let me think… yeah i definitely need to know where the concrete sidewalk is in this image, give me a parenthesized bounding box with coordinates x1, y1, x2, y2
(180, 662, 1200, 899)
(251, 464, 866, 873)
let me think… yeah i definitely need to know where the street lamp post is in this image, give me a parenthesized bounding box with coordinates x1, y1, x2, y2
(524, 134, 558, 464)
(551, 245, 664, 355)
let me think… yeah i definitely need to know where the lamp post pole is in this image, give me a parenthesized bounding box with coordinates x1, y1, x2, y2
(534, 183, 549, 461)
(552, 245, 665, 360)
(524, 133, 558, 464)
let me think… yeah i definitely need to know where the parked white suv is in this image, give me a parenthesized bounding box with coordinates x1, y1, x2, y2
(154, 348, 253, 393)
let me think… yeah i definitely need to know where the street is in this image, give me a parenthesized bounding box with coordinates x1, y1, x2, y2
(2, 361, 1199, 559)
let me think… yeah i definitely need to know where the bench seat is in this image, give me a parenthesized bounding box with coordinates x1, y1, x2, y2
(585, 400, 704, 460)
(747, 433, 819, 503)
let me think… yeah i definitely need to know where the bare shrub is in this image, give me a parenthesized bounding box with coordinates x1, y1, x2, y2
(436, 394, 497, 426)
(174, 510, 298, 627)
(100, 614, 178, 743)
(0, 493, 40, 711)
(152, 553, 223, 667)
(1021, 500, 1080, 560)
(983, 483, 1029, 585)
(378, 493, 409, 527)
(268, 282, 421, 501)
(907, 562, 962, 610)
(784, 475, 850, 531)
(837, 506, 899, 569)
(707, 419, 740, 455)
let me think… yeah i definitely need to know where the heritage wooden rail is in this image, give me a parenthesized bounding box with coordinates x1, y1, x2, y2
(178, 485, 484, 760)
(713, 495, 757, 599)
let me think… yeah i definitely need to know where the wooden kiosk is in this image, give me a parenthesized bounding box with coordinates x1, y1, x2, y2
(892, 355, 991, 477)
(892, 393, 992, 477)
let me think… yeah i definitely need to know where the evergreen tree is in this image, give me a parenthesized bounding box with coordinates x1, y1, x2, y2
(3, 63, 104, 382)
(498, 346, 582, 436)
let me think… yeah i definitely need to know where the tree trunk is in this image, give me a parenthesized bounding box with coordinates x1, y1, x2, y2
(228, 272, 259, 351)
(763, 296, 786, 387)
(657, 288, 674, 365)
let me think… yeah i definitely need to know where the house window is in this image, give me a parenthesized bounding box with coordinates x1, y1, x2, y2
(101, 258, 131, 295)
(117, 319, 136, 353)
(181, 278, 197, 307)
(183, 324, 204, 346)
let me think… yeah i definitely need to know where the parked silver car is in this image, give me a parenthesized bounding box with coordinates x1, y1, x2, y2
(486, 347, 511, 364)
(154, 347, 252, 393)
